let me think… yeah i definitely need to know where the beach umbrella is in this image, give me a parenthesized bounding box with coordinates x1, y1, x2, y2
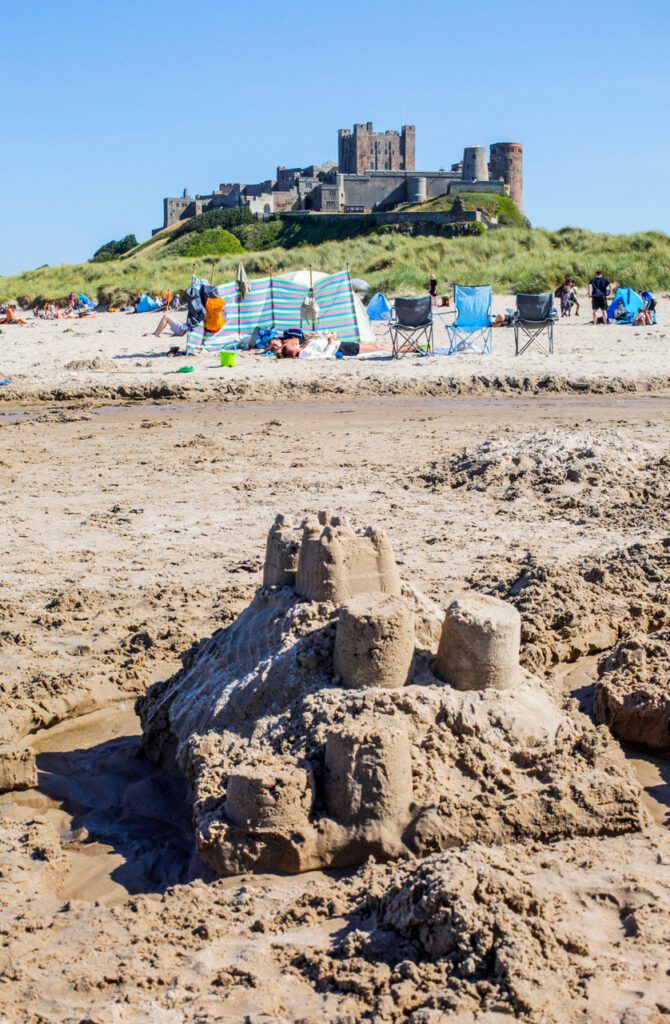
(350, 278, 370, 292)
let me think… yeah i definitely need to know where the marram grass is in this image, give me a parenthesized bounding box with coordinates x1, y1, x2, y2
(2, 227, 669, 307)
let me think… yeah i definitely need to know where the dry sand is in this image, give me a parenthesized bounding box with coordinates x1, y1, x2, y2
(0, 320, 669, 1022)
(0, 295, 669, 403)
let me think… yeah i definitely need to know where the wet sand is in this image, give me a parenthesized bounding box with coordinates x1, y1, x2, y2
(1, 389, 669, 1022)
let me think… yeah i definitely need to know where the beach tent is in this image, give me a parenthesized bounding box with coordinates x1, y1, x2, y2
(136, 293, 161, 313)
(186, 269, 373, 354)
(79, 293, 96, 308)
(607, 287, 643, 324)
(367, 292, 392, 321)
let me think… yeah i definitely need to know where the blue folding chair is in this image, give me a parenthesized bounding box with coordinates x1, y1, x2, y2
(443, 285, 493, 354)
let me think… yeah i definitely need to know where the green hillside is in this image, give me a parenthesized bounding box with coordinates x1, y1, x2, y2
(401, 191, 528, 227)
(2, 221, 669, 307)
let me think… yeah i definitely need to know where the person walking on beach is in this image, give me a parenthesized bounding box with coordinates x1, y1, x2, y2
(588, 270, 611, 324)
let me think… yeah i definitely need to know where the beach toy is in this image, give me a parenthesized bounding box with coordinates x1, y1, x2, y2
(176, 365, 194, 373)
(219, 350, 237, 368)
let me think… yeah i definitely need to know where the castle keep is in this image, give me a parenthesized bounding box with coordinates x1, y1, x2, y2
(337, 123, 415, 174)
(161, 124, 523, 229)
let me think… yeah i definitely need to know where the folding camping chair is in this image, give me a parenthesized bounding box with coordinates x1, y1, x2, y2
(514, 293, 556, 355)
(442, 285, 493, 354)
(388, 296, 434, 358)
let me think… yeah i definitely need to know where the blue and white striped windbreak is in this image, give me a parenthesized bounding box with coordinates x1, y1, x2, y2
(185, 270, 364, 353)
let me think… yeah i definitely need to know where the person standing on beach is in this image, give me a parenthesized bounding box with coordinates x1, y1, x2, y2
(428, 274, 438, 306)
(588, 270, 611, 325)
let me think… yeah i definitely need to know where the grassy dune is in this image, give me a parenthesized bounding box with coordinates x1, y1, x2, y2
(2, 226, 669, 306)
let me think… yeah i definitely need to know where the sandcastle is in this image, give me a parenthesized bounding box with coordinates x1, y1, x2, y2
(138, 512, 647, 877)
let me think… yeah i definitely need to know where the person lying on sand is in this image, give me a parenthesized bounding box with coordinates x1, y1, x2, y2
(0, 304, 27, 325)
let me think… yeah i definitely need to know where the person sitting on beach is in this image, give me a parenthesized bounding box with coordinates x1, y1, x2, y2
(1, 304, 27, 325)
(612, 298, 628, 322)
(588, 270, 611, 325)
(153, 313, 188, 338)
(153, 286, 210, 339)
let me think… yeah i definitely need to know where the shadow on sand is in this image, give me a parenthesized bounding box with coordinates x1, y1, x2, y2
(36, 733, 210, 895)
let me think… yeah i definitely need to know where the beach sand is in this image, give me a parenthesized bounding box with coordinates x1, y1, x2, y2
(0, 312, 669, 1021)
(1, 296, 669, 402)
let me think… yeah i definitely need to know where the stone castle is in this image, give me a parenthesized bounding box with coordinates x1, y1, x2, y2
(162, 122, 523, 230)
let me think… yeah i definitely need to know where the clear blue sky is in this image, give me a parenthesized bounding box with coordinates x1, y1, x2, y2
(1, 0, 668, 276)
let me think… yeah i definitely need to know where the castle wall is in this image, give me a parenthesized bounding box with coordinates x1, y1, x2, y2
(162, 129, 523, 228)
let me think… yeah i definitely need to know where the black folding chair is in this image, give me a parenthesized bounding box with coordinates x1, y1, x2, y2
(389, 296, 434, 358)
(514, 293, 556, 355)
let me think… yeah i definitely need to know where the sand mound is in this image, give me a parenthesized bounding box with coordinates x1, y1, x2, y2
(290, 830, 670, 1023)
(470, 538, 670, 672)
(596, 628, 670, 751)
(64, 356, 117, 372)
(418, 428, 670, 524)
(138, 512, 646, 877)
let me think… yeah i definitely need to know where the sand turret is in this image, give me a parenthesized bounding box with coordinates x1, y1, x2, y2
(295, 512, 401, 603)
(334, 593, 415, 689)
(435, 592, 521, 691)
(324, 719, 413, 828)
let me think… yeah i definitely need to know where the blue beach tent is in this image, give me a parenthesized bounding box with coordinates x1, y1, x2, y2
(136, 293, 161, 313)
(366, 292, 392, 321)
(607, 287, 643, 324)
(79, 293, 96, 308)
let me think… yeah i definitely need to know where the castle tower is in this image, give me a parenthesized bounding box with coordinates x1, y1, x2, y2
(337, 123, 416, 174)
(462, 147, 489, 182)
(490, 143, 523, 212)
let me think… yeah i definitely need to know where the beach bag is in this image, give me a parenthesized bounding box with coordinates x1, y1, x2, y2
(204, 296, 226, 334)
(300, 295, 320, 322)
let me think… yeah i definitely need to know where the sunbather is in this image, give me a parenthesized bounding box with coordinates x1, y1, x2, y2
(0, 304, 27, 325)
